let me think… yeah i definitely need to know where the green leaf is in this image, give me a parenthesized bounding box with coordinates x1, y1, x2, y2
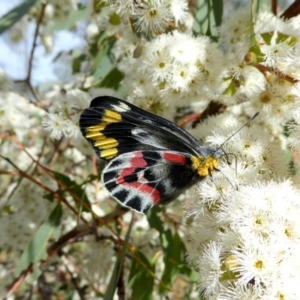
(206, 0, 220, 39)
(0, 0, 43, 35)
(260, 31, 297, 48)
(128, 250, 155, 300)
(211, 0, 223, 27)
(95, 67, 124, 89)
(104, 214, 134, 300)
(93, 0, 108, 13)
(51, 9, 88, 31)
(53, 171, 91, 212)
(148, 206, 191, 295)
(193, 0, 209, 35)
(15, 203, 63, 279)
(90, 35, 114, 74)
(248, 44, 265, 63)
(72, 53, 87, 73)
(90, 50, 112, 82)
(260, 32, 273, 45)
(43, 193, 55, 202)
(87, 173, 101, 182)
(147, 206, 164, 232)
(276, 32, 297, 47)
(223, 78, 238, 96)
(159, 231, 186, 294)
(193, 0, 220, 38)
(109, 12, 121, 25)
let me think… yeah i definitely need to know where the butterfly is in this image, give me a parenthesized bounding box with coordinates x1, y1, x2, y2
(79, 96, 225, 214)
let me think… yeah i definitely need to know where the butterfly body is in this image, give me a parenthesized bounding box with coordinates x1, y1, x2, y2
(80, 96, 223, 213)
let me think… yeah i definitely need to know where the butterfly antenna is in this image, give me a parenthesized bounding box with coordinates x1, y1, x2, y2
(209, 114, 258, 200)
(215, 112, 259, 154)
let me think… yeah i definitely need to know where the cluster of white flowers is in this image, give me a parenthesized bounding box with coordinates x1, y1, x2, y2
(178, 10, 300, 300)
(0, 86, 46, 178)
(5, 0, 80, 51)
(118, 30, 227, 112)
(0, 91, 45, 141)
(100, 0, 189, 35)
(29, 0, 79, 52)
(114, 9, 300, 130)
(42, 89, 89, 140)
(187, 179, 300, 299)
(186, 116, 294, 296)
(0, 79, 56, 253)
(42, 88, 116, 151)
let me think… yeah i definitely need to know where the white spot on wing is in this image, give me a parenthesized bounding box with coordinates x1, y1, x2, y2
(111, 102, 130, 112)
(132, 128, 147, 137)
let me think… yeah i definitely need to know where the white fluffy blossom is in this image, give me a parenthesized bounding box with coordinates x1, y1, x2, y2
(0, 91, 45, 140)
(117, 30, 227, 111)
(182, 10, 300, 299)
(188, 180, 300, 298)
(42, 89, 90, 139)
(104, 0, 188, 33)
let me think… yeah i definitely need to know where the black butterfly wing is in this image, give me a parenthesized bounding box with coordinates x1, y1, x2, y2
(79, 96, 225, 214)
(102, 150, 199, 213)
(79, 96, 202, 161)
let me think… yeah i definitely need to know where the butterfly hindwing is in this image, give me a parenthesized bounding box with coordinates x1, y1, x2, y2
(79, 96, 203, 161)
(102, 150, 199, 213)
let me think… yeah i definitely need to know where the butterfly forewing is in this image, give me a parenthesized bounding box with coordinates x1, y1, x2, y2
(79, 96, 204, 161)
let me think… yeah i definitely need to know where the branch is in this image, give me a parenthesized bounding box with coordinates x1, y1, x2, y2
(254, 63, 299, 84)
(0, 157, 88, 224)
(23, 2, 47, 101)
(271, 0, 277, 15)
(191, 101, 226, 129)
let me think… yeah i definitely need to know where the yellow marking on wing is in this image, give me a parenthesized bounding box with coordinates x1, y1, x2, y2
(191, 155, 218, 177)
(103, 110, 122, 123)
(101, 116, 119, 123)
(86, 131, 105, 139)
(94, 137, 119, 149)
(85, 122, 107, 140)
(86, 123, 107, 132)
(100, 148, 118, 159)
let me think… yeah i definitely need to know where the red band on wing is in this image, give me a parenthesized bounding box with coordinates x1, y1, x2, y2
(130, 182, 161, 204)
(116, 177, 126, 184)
(130, 152, 147, 168)
(163, 152, 186, 164)
(116, 152, 161, 204)
(119, 152, 147, 178)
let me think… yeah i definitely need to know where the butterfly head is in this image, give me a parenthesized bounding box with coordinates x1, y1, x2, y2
(191, 147, 225, 177)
